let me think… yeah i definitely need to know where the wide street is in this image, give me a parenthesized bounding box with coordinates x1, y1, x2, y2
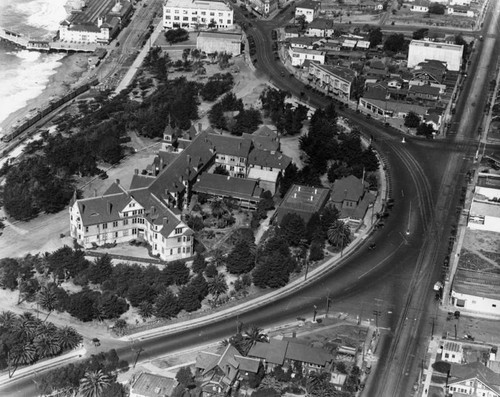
(2, 1, 499, 396)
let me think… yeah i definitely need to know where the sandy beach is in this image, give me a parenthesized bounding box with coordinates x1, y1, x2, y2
(0, 52, 91, 134)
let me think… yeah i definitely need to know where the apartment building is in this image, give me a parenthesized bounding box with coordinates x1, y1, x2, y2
(308, 62, 356, 100)
(163, 0, 234, 30)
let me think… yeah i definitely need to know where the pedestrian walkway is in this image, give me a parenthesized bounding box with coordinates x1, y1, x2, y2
(420, 337, 441, 397)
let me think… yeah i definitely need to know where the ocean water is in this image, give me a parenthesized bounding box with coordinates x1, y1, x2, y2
(0, 0, 68, 127)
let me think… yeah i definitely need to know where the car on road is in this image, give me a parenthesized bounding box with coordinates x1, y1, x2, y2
(368, 242, 376, 250)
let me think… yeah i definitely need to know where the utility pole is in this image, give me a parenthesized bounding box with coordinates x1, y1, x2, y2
(325, 293, 331, 318)
(313, 305, 318, 322)
(406, 201, 411, 235)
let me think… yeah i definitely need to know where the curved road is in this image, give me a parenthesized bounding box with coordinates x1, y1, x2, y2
(3, 2, 499, 396)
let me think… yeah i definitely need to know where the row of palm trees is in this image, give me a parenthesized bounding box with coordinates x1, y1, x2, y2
(0, 311, 82, 378)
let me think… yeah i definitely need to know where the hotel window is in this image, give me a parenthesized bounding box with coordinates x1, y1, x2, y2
(183, 16, 188, 20)
(174, 9, 179, 13)
(201, 11, 206, 15)
(218, 12, 223, 16)
(227, 19, 231, 23)
(201, 18, 206, 22)
(166, 8, 171, 12)
(186, 247, 191, 253)
(102, 223, 107, 229)
(114, 232, 118, 238)
(210, 12, 214, 16)
(85, 226, 89, 232)
(155, 244, 157, 250)
(113, 221, 118, 227)
(178, 237, 182, 243)
(170, 249, 173, 255)
(132, 228, 137, 235)
(230, 157, 235, 162)
(192, 17, 197, 21)
(175, 227, 183, 234)
(123, 211, 128, 217)
(178, 247, 181, 253)
(154, 233, 158, 239)
(187, 236, 191, 241)
(183, 9, 187, 13)
(219, 19, 223, 23)
(123, 219, 128, 225)
(174, 16, 180, 20)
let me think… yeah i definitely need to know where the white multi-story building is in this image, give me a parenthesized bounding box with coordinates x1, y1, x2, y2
(287, 47, 325, 66)
(163, 0, 233, 30)
(408, 40, 464, 72)
(295, 0, 321, 23)
(308, 62, 356, 100)
(69, 183, 194, 261)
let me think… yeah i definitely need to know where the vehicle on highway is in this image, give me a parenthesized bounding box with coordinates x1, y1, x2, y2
(368, 242, 376, 250)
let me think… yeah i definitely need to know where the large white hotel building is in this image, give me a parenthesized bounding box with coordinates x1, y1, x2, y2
(163, 0, 234, 30)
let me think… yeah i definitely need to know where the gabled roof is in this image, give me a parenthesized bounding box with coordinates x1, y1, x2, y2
(408, 84, 440, 96)
(450, 362, 500, 393)
(206, 133, 252, 158)
(77, 191, 130, 226)
(285, 342, 334, 366)
(310, 63, 356, 83)
(129, 174, 157, 190)
(296, 0, 321, 10)
(193, 174, 263, 202)
(308, 18, 334, 30)
(131, 372, 177, 397)
(249, 339, 288, 365)
(331, 175, 368, 203)
(248, 149, 291, 170)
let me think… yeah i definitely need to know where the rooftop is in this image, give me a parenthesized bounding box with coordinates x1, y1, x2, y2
(164, 0, 232, 11)
(193, 173, 262, 202)
(206, 133, 252, 158)
(310, 63, 356, 83)
(277, 184, 330, 223)
(450, 362, 500, 392)
(197, 31, 241, 40)
(131, 373, 177, 397)
(296, 0, 321, 10)
(410, 39, 464, 52)
(248, 149, 291, 170)
(68, 0, 131, 25)
(470, 200, 500, 218)
(477, 173, 500, 189)
(453, 268, 500, 301)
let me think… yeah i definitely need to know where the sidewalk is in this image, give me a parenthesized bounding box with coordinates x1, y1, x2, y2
(0, 346, 86, 388)
(121, 146, 389, 342)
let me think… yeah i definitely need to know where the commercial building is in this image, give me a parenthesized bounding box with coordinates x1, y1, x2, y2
(163, 0, 234, 30)
(196, 31, 241, 55)
(274, 184, 330, 224)
(295, 0, 321, 23)
(467, 173, 500, 233)
(308, 62, 356, 101)
(450, 268, 500, 316)
(288, 47, 325, 67)
(408, 40, 464, 72)
(59, 0, 133, 44)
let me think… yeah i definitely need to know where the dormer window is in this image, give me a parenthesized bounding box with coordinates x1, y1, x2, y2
(175, 227, 183, 234)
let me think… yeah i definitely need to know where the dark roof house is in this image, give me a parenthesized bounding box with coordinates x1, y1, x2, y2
(274, 184, 330, 224)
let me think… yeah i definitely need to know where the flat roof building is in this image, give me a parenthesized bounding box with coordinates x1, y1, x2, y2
(408, 40, 464, 72)
(163, 0, 234, 30)
(196, 31, 242, 55)
(274, 184, 330, 224)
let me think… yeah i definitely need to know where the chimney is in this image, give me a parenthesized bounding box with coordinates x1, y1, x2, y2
(134, 168, 139, 175)
(314, 188, 317, 194)
(163, 216, 169, 227)
(294, 193, 297, 198)
(97, 16, 103, 28)
(187, 154, 191, 165)
(107, 202, 113, 214)
(227, 175, 231, 180)
(116, 179, 120, 185)
(310, 196, 313, 201)
(298, 186, 301, 192)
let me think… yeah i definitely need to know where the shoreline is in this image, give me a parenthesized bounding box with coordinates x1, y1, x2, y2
(0, 51, 91, 134)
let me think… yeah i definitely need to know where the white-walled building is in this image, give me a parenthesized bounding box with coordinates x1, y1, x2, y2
(308, 62, 356, 100)
(441, 341, 463, 364)
(130, 373, 177, 397)
(448, 362, 500, 397)
(451, 268, 500, 316)
(410, 1, 429, 12)
(467, 173, 500, 233)
(69, 183, 194, 261)
(288, 47, 325, 66)
(295, 0, 321, 23)
(408, 40, 464, 72)
(196, 31, 241, 55)
(450, 0, 471, 5)
(163, 0, 234, 30)
(447, 6, 474, 17)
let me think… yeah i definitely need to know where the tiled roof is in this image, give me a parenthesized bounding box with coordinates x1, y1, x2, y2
(297, 0, 320, 10)
(206, 133, 252, 158)
(193, 174, 262, 202)
(450, 362, 500, 392)
(285, 342, 334, 366)
(248, 149, 291, 170)
(235, 355, 261, 373)
(131, 373, 177, 397)
(77, 191, 130, 226)
(408, 84, 440, 96)
(308, 18, 333, 30)
(310, 63, 356, 83)
(129, 174, 156, 190)
(330, 175, 367, 203)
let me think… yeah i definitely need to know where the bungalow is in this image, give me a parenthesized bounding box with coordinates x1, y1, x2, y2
(330, 175, 375, 224)
(410, 0, 429, 12)
(447, 5, 474, 17)
(195, 345, 261, 396)
(407, 84, 441, 101)
(248, 339, 334, 374)
(448, 362, 500, 397)
(288, 47, 325, 66)
(305, 18, 334, 37)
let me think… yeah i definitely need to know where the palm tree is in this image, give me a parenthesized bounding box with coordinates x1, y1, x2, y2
(210, 199, 226, 219)
(327, 220, 352, 255)
(207, 274, 228, 307)
(56, 326, 82, 351)
(0, 311, 17, 328)
(138, 301, 154, 319)
(34, 334, 61, 359)
(211, 247, 226, 268)
(14, 312, 40, 342)
(242, 325, 268, 355)
(8, 343, 37, 377)
(78, 370, 111, 397)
